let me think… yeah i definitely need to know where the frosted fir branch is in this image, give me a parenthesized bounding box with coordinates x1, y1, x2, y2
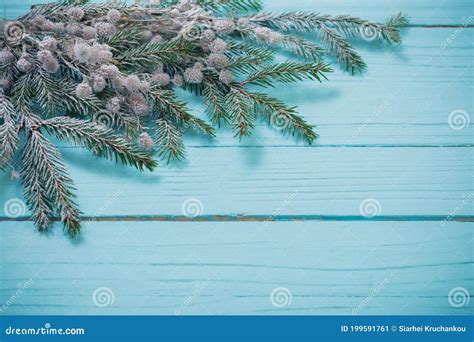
(20, 127, 81, 236)
(0, 93, 19, 169)
(40, 117, 157, 171)
(155, 117, 185, 162)
(240, 61, 331, 87)
(317, 24, 366, 74)
(248, 11, 408, 44)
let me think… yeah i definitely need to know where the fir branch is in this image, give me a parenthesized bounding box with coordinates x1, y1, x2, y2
(40, 117, 157, 171)
(0, 93, 19, 169)
(202, 84, 229, 126)
(33, 71, 64, 115)
(200, 0, 263, 12)
(249, 11, 408, 44)
(115, 39, 192, 69)
(155, 118, 185, 162)
(21, 128, 81, 236)
(240, 61, 331, 87)
(226, 88, 254, 138)
(317, 24, 366, 74)
(11, 74, 34, 112)
(281, 35, 324, 60)
(149, 86, 215, 137)
(246, 91, 317, 144)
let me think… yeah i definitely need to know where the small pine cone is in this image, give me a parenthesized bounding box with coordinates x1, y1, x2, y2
(138, 132, 154, 151)
(0, 49, 14, 64)
(209, 38, 228, 54)
(94, 22, 116, 37)
(65, 23, 82, 36)
(130, 94, 148, 115)
(53, 22, 65, 32)
(38, 36, 57, 51)
(31, 15, 46, 26)
(37, 49, 53, 63)
(16, 56, 33, 73)
(106, 97, 121, 113)
(172, 74, 184, 87)
(82, 26, 97, 40)
(268, 31, 284, 45)
(93, 76, 106, 92)
(99, 64, 119, 78)
(236, 18, 251, 31)
(42, 58, 59, 73)
(123, 75, 142, 93)
(212, 19, 235, 34)
(152, 72, 171, 86)
(111, 76, 124, 89)
(150, 35, 163, 43)
(183, 67, 203, 84)
(203, 29, 216, 41)
(219, 69, 233, 85)
(67, 7, 84, 22)
(107, 9, 121, 24)
(41, 20, 56, 31)
(75, 82, 91, 99)
(206, 53, 228, 70)
(0, 78, 11, 89)
(254, 26, 272, 42)
(73, 43, 91, 63)
(142, 30, 154, 42)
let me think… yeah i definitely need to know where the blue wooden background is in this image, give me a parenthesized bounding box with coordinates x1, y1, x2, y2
(0, 0, 473, 315)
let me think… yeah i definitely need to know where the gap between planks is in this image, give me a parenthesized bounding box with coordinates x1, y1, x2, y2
(1, 215, 473, 222)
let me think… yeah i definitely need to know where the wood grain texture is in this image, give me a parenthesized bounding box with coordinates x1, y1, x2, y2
(0, 221, 472, 315)
(0, 0, 473, 317)
(3, 0, 472, 25)
(1, 147, 472, 218)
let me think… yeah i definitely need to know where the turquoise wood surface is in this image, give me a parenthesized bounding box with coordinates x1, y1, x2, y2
(0, 0, 473, 315)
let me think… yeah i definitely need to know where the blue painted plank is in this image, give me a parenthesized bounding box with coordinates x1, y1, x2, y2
(0, 221, 472, 315)
(1, 147, 472, 218)
(2, 0, 472, 25)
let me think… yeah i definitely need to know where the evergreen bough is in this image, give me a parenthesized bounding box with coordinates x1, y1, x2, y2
(0, 0, 407, 236)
